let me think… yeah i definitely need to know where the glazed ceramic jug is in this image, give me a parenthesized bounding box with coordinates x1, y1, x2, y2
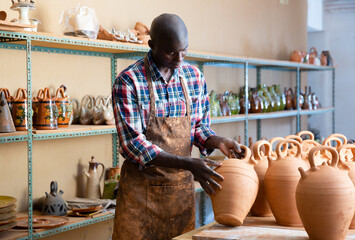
(284, 87, 294, 110)
(0, 91, 16, 133)
(264, 139, 307, 226)
(219, 93, 231, 116)
(69, 98, 80, 125)
(93, 96, 105, 125)
(83, 156, 105, 199)
(36, 88, 58, 130)
(42, 181, 67, 216)
(296, 146, 355, 240)
(251, 140, 273, 217)
(293, 87, 304, 110)
(211, 145, 258, 227)
(273, 84, 286, 111)
(227, 92, 240, 115)
(250, 91, 263, 113)
(12, 88, 28, 131)
(79, 95, 94, 125)
(338, 144, 355, 229)
(103, 95, 115, 125)
(0, 88, 13, 111)
(290, 50, 305, 63)
(32, 89, 44, 128)
(54, 88, 70, 128)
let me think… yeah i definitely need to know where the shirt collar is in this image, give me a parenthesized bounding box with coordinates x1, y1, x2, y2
(146, 50, 181, 83)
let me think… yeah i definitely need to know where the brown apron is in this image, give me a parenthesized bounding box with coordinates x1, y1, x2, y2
(112, 58, 195, 240)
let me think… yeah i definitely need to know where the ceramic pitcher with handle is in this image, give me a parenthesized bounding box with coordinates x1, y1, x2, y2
(83, 156, 105, 199)
(12, 88, 28, 131)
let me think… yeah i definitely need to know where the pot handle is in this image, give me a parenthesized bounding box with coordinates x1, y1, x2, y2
(98, 162, 105, 182)
(297, 130, 314, 140)
(309, 146, 338, 168)
(0, 88, 11, 100)
(235, 145, 253, 164)
(276, 139, 302, 159)
(323, 136, 343, 148)
(50, 181, 58, 196)
(36, 89, 44, 99)
(326, 133, 347, 145)
(337, 144, 355, 163)
(253, 140, 272, 161)
(43, 87, 51, 100)
(14, 88, 27, 101)
(55, 88, 66, 99)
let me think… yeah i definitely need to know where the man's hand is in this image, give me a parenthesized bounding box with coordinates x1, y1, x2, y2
(205, 136, 242, 158)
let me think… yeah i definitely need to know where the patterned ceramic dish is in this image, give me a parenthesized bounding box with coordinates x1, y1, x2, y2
(0, 196, 17, 209)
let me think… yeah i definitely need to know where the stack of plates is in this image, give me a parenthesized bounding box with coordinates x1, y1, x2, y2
(0, 196, 17, 232)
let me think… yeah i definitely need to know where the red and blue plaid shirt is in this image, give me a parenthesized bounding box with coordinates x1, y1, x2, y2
(112, 50, 215, 166)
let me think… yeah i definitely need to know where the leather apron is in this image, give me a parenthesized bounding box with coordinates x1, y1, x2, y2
(112, 58, 195, 240)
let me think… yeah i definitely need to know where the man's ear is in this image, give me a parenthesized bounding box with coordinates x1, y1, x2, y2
(148, 39, 154, 50)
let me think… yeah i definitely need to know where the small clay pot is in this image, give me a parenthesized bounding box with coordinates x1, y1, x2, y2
(12, 88, 28, 131)
(211, 145, 258, 227)
(290, 50, 305, 63)
(296, 146, 355, 240)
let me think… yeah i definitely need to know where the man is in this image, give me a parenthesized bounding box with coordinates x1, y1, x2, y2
(112, 13, 241, 240)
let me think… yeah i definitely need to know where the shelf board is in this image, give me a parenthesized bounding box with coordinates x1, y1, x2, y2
(0, 125, 117, 143)
(0, 31, 334, 70)
(211, 107, 334, 124)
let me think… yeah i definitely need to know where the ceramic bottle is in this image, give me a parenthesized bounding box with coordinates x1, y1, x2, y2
(251, 140, 273, 217)
(284, 87, 294, 110)
(211, 145, 258, 227)
(83, 156, 105, 199)
(296, 146, 355, 240)
(227, 92, 240, 115)
(264, 139, 307, 226)
(0, 91, 16, 133)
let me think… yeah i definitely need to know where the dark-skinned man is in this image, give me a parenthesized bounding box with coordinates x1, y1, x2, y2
(112, 13, 241, 240)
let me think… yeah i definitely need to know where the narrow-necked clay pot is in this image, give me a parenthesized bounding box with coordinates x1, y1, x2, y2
(12, 88, 28, 131)
(296, 146, 355, 240)
(264, 139, 307, 227)
(211, 145, 258, 227)
(251, 140, 273, 217)
(36, 88, 58, 130)
(338, 144, 355, 229)
(54, 88, 70, 128)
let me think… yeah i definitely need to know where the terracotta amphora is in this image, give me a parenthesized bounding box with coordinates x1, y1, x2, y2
(0, 88, 13, 111)
(0, 91, 16, 133)
(338, 144, 355, 229)
(83, 156, 105, 199)
(301, 140, 320, 167)
(36, 88, 58, 130)
(211, 145, 258, 227)
(251, 140, 273, 217)
(296, 146, 355, 240)
(12, 88, 28, 131)
(54, 88, 70, 128)
(264, 139, 308, 227)
(32, 89, 44, 128)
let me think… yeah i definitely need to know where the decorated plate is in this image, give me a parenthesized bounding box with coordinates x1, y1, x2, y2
(70, 205, 103, 213)
(16, 215, 69, 229)
(0, 210, 16, 221)
(0, 216, 16, 225)
(0, 204, 16, 214)
(0, 196, 17, 209)
(0, 221, 16, 232)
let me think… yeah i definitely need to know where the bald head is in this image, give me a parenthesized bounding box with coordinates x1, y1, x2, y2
(150, 13, 188, 46)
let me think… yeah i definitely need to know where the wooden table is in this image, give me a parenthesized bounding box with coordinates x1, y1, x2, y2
(173, 216, 355, 240)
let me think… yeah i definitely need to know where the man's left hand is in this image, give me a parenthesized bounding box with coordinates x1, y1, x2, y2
(205, 136, 242, 158)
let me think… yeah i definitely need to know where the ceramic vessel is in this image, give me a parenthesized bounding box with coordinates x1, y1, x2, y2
(32, 89, 44, 127)
(251, 140, 273, 217)
(69, 98, 80, 125)
(338, 144, 355, 229)
(83, 156, 105, 199)
(42, 181, 67, 216)
(290, 50, 305, 63)
(284, 87, 294, 110)
(79, 95, 94, 125)
(93, 96, 105, 125)
(0, 88, 13, 111)
(36, 88, 58, 130)
(12, 88, 28, 131)
(296, 146, 355, 240)
(269, 137, 285, 160)
(219, 93, 231, 116)
(227, 92, 240, 115)
(0, 92, 16, 133)
(250, 91, 263, 113)
(107, 166, 121, 180)
(54, 88, 70, 128)
(211, 145, 258, 227)
(103, 95, 115, 125)
(293, 87, 304, 110)
(264, 139, 307, 226)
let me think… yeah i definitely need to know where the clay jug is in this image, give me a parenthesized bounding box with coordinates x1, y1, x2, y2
(311, 92, 320, 110)
(267, 86, 280, 112)
(219, 93, 231, 116)
(36, 88, 58, 130)
(211, 145, 258, 227)
(227, 92, 240, 115)
(323, 134, 350, 162)
(338, 144, 355, 229)
(93, 96, 106, 125)
(69, 98, 80, 125)
(274, 84, 286, 111)
(83, 156, 105, 199)
(79, 95, 94, 125)
(308, 47, 320, 65)
(293, 87, 304, 110)
(0, 88, 13, 111)
(42, 181, 67, 216)
(103, 95, 115, 125)
(296, 146, 355, 240)
(209, 90, 222, 117)
(251, 140, 273, 217)
(285, 87, 294, 110)
(290, 50, 305, 63)
(284, 135, 303, 156)
(302, 86, 312, 110)
(0, 91, 16, 133)
(12, 88, 28, 131)
(264, 139, 307, 226)
(32, 89, 44, 128)
(54, 88, 70, 128)
(321, 50, 333, 66)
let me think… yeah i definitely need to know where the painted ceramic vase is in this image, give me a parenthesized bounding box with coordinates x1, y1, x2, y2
(211, 145, 258, 227)
(251, 140, 273, 217)
(0, 91, 16, 133)
(32, 89, 44, 128)
(36, 88, 58, 130)
(296, 146, 355, 240)
(264, 139, 307, 226)
(54, 88, 70, 128)
(12, 88, 28, 131)
(83, 156, 105, 199)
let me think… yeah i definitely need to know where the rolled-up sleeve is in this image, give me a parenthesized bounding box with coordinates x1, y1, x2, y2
(193, 72, 216, 156)
(112, 74, 162, 166)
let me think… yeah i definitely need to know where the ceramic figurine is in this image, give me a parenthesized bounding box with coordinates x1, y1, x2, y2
(0, 92, 16, 133)
(42, 181, 67, 216)
(83, 156, 105, 199)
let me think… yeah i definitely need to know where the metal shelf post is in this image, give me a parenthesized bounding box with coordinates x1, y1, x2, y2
(256, 67, 261, 140)
(296, 67, 300, 133)
(332, 68, 335, 133)
(111, 54, 119, 167)
(244, 62, 249, 145)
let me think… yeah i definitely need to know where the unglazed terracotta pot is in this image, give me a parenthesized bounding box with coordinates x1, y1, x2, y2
(12, 88, 28, 131)
(251, 140, 273, 217)
(300, 140, 320, 167)
(211, 145, 258, 227)
(338, 144, 355, 229)
(296, 146, 355, 240)
(323, 134, 351, 162)
(264, 139, 308, 227)
(54, 88, 70, 128)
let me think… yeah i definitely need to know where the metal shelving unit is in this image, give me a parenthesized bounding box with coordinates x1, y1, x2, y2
(0, 30, 335, 239)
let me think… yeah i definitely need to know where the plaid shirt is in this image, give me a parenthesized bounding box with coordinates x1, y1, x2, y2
(112, 50, 215, 166)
